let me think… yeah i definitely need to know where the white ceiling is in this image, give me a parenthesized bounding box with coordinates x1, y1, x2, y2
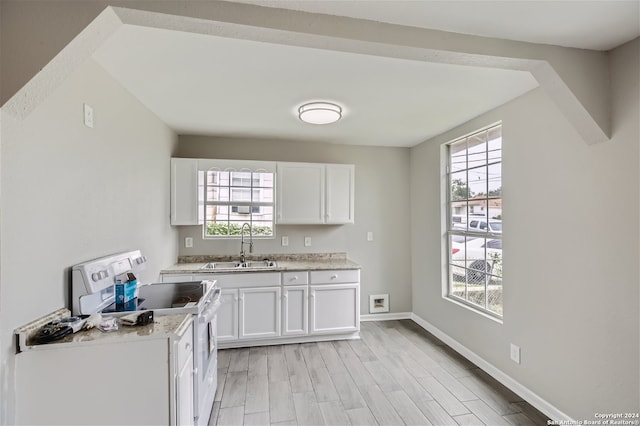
(91, 1, 638, 147)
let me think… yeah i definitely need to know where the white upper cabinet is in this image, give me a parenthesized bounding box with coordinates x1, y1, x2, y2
(170, 158, 200, 226)
(325, 164, 355, 224)
(276, 162, 354, 225)
(276, 162, 325, 224)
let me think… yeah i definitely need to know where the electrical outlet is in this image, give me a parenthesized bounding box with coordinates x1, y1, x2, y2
(185, 237, 193, 248)
(304, 236, 311, 247)
(281, 236, 289, 246)
(510, 343, 521, 364)
(83, 103, 94, 128)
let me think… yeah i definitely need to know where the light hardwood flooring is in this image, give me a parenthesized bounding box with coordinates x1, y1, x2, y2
(209, 320, 549, 426)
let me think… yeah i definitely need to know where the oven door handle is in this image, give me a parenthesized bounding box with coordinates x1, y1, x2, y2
(200, 299, 221, 323)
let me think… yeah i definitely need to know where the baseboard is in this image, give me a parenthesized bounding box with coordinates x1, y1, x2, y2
(410, 312, 573, 422)
(360, 312, 412, 321)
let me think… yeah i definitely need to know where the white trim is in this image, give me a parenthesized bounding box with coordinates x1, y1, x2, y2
(410, 312, 573, 423)
(217, 331, 360, 349)
(360, 312, 411, 321)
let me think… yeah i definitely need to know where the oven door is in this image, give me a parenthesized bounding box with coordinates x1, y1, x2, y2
(194, 297, 219, 424)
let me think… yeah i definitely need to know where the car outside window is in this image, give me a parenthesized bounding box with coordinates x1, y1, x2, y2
(446, 123, 503, 317)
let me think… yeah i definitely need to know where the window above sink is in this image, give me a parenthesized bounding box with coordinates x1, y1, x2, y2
(200, 166, 275, 239)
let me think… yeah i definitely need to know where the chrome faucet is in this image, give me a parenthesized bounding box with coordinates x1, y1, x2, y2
(239, 222, 253, 263)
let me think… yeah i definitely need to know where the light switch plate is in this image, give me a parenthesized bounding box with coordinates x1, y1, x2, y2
(83, 103, 94, 128)
(510, 343, 521, 364)
(304, 237, 311, 247)
(281, 236, 289, 246)
(185, 237, 193, 248)
(367, 231, 374, 241)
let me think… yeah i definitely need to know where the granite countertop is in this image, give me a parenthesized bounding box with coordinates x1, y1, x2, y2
(161, 252, 360, 274)
(16, 310, 192, 352)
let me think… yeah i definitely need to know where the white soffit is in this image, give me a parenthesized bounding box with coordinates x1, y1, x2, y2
(226, 0, 640, 51)
(92, 25, 538, 147)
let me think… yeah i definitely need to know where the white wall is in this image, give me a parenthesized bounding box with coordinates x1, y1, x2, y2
(0, 59, 179, 424)
(177, 135, 413, 315)
(410, 38, 639, 420)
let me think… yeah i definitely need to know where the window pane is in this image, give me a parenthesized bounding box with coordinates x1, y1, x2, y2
(450, 171, 468, 201)
(251, 221, 273, 236)
(487, 277, 502, 315)
(231, 188, 251, 202)
(450, 139, 467, 172)
(488, 163, 502, 198)
(231, 171, 252, 187)
(254, 187, 273, 203)
(467, 132, 487, 169)
(468, 166, 487, 198)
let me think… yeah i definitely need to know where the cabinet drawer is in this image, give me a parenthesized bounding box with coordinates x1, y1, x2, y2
(310, 270, 360, 284)
(214, 272, 281, 288)
(176, 323, 194, 369)
(282, 272, 309, 285)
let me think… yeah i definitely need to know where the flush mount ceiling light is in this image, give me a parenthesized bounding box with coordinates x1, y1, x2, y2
(298, 102, 342, 125)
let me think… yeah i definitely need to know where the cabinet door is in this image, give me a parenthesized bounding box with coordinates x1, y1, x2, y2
(217, 289, 239, 342)
(239, 287, 281, 339)
(276, 163, 325, 224)
(309, 284, 360, 334)
(176, 352, 194, 426)
(325, 164, 355, 224)
(171, 158, 200, 226)
(282, 286, 308, 336)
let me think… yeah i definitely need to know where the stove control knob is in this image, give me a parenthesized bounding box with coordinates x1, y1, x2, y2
(91, 272, 100, 282)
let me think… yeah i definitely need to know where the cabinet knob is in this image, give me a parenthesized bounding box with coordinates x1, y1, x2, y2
(331, 275, 338, 280)
(192, 367, 198, 376)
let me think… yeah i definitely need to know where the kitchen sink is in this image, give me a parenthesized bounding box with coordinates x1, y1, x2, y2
(200, 260, 277, 270)
(200, 261, 240, 269)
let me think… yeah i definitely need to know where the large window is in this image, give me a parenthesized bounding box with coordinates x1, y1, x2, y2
(446, 123, 503, 317)
(200, 168, 274, 238)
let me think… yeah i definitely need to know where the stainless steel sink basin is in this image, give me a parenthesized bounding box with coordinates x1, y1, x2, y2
(200, 260, 277, 270)
(200, 261, 240, 270)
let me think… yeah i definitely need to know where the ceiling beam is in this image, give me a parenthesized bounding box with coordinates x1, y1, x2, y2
(1, 2, 610, 144)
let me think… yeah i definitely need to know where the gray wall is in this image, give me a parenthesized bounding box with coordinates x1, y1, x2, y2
(177, 136, 413, 316)
(0, 59, 179, 424)
(410, 38, 639, 420)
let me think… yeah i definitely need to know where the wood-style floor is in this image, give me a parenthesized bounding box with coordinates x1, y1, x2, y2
(209, 320, 549, 426)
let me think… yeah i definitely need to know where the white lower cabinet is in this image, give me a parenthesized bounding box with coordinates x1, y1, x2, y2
(310, 284, 360, 334)
(282, 285, 308, 336)
(161, 269, 360, 347)
(239, 287, 281, 339)
(15, 316, 193, 426)
(217, 289, 239, 342)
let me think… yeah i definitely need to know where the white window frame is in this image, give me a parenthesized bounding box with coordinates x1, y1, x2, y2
(444, 122, 503, 318)
(200, 167, 275, 239)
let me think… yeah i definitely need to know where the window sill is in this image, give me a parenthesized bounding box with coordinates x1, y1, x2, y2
(444, 295, 504, 324)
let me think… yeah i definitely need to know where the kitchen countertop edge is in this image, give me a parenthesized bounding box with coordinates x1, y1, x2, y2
(161, 258, 361, 274)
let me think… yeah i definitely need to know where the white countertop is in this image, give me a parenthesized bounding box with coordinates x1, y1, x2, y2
(16, 310, 192, 352)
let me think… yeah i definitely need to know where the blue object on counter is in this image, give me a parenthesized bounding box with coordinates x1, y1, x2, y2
(115, 280, 137, 303)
